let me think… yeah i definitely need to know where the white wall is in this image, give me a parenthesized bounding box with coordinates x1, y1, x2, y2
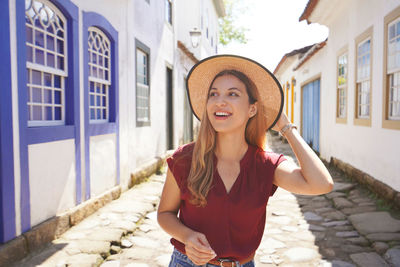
(174, 0, 220, 148)
(130, 0, 175, 167)
(176, 0, 220, 60)
(90, 134, 117, 197)
(28, 140, 76, 227)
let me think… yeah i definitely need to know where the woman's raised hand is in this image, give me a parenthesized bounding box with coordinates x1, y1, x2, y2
(184, 231, 217, 265)
(271, 111, 290, 132)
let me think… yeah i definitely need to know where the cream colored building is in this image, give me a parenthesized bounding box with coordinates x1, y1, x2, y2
(275, 0, 400, 196)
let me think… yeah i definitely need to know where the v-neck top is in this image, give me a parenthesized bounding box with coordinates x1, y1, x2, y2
(166, 142, 287, 262)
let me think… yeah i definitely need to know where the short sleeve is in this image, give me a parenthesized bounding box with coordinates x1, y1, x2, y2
(166, 144, 193, 191)
(264, 152, 287, 197)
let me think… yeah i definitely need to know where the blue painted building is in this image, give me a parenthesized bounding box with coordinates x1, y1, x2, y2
(0, 0, 224, 244)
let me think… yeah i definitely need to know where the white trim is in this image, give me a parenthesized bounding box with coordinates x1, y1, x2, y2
(28, 120, 65, 127)
(388, 72, 400, 119)
(88, 27, 111, 83)
(357, 81, 370, 118)
(89, 76, 111, 85)
(26, 62, 67, 77)
(10, 0, 22, 236)
(78, 6, 85, 202)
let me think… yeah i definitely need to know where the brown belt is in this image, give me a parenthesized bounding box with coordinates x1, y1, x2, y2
(208, 252, 255, 267)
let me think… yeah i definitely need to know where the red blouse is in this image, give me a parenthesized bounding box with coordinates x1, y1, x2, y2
(166, 142, 287, 262)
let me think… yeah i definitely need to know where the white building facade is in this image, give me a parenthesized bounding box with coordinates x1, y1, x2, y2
(275, 0, 400, 196)
(0, 0, 224, 245)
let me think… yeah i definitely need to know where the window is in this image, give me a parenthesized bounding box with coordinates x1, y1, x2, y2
(25, 0, 67, 126)
(165, 0, 172, 25)
(387, 18, 400, 120)
(355, 27, 372, 126)
(205, 9, 209, 39)
(136, 40, 150, 126)
(88, 27, 111, 123)
(383, 7, 400, 130)
(337, 51, 347, 122)
(357, 39, 371, 118)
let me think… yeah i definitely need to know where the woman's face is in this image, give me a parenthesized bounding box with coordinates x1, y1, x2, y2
(206, 74, 257, 134)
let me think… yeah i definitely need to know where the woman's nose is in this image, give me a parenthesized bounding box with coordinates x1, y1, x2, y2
(215, 96, 227, 106)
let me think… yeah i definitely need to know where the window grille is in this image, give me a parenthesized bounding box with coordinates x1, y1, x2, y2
(25, 0, 67, 126)
(337, 53, 347, 118)
(387, 18, 400, 120)
(356, 38, 371, 118)
(88, 27, 111, 122)
(136, 49, 150, 124)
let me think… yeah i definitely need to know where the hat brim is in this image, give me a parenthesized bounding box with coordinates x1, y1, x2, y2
(186, 54, 284, 131)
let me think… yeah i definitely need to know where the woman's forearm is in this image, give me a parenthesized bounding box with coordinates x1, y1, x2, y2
(283, 127, 334, 193)
(157, 211, 194, 244)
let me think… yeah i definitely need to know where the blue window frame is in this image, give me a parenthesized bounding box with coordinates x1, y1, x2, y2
(16, 0, 80, 233)
(82, 11, 119, 200)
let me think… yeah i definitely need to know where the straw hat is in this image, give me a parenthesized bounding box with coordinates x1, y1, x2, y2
(186, 54, 284, 130)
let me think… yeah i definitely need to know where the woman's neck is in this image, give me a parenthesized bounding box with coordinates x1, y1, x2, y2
(214, 132, 248, 162)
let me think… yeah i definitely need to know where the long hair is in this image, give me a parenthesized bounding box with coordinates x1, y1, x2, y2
(187, 69, 268, 207)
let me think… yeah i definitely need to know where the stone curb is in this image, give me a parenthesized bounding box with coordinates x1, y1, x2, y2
(331, 157, 400, 210)
(0, 152, 171, 267)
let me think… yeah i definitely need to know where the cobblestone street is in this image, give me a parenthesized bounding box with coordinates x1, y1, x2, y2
(11, 133, 400, 267)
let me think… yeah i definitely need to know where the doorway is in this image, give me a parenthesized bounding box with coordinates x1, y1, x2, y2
(301, 79, 320, 153)
(183, 77, 193, 143)
(166, 67, 174, 150)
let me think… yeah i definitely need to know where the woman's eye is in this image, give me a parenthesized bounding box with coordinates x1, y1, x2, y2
(229, 92, 239, 96)
(209, 92, 217, 97)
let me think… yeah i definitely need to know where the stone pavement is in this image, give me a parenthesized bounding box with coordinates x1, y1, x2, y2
(11, 132, 400, 267)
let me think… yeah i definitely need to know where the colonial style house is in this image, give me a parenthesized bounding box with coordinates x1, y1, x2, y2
(274, 0, 400, 205)
(0, 0, 224, 253)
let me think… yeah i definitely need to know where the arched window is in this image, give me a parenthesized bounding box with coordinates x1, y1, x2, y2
(25, 0, 67, 126)
(88, 27, 111, 122)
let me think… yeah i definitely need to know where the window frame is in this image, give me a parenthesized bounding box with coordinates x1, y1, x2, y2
(383, 6, 400, 130)
(20, 0, 79, 144)
(83, 12, 118, 136)
(16, 0, 80, 235)
(165, 0, 172, 25)
(82, 11, 120, 200)
(354, 26, 373, 127)
(25, 0, 68, 126)
(87, 26, 111, 124)
(336, 46, 348, 124)
(135, 38, 151, 127)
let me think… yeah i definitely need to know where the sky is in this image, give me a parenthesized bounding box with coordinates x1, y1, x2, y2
(219, 0, 329, 72)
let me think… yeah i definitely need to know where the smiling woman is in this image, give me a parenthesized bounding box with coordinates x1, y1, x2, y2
(157, 54, 333, 267)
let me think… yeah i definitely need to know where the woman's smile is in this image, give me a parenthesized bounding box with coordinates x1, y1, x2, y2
(214, 111, 232, 120)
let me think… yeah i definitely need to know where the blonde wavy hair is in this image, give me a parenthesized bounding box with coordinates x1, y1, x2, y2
(187, 69, 268, 207)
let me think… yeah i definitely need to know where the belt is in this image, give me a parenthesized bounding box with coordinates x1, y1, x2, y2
(208, 252, 255, 267)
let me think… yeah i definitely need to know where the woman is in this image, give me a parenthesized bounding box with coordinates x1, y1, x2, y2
(157, 55, 334, 267)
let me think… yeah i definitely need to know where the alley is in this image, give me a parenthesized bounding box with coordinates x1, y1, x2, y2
(11, 132, 400, 267)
